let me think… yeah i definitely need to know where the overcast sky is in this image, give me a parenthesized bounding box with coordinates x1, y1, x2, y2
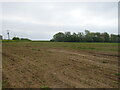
(0, 2, 118, 40)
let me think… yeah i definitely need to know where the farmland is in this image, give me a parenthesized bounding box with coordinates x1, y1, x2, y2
(2, 42, 119, 88)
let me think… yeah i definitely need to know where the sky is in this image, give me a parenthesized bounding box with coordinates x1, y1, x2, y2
(0, 2, 118, 40)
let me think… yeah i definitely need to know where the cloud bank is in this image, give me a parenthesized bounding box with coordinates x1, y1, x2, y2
(1, 2, 118, 40)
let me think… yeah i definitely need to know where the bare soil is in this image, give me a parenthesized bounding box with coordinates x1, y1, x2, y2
(2, 42, 119, 88)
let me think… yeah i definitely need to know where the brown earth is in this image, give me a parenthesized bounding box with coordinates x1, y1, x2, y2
(2, 43, 119, 88)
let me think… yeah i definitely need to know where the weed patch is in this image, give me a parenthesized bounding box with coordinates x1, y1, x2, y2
(114, 73, 120, 76)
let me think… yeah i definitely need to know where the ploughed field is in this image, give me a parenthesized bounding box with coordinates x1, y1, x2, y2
(2, 42, 119, 88)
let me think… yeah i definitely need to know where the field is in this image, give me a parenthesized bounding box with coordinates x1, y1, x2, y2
(2, 42, 119, 88)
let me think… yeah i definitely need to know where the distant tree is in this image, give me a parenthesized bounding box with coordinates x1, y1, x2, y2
(101, 32, 110, 42)
(78, 32, 84, 42)
(84, 30, 94, 42)
(64, 32, 72, 42)
(94, 32, 103, 42)
(53, 32, 65, 42)
(12, 37, 20, 40)
(20, 38, 31, 41)
(118, 35, 120, 43)
(71, 33, 79, 42)
(85, 30, 90, 35)
(50, 38, 55, 42)
(110, 34, 118, 43)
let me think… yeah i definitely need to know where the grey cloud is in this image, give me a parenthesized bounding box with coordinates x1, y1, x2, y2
(1, 2, 118, 40)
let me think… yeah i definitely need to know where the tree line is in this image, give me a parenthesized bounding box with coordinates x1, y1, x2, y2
(12, 37, 31, 41)
(50, 30, 120, 43)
